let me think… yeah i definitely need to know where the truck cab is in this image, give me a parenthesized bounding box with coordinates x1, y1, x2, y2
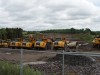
(53, 38, 66, 50)
(34, 38, 52, 50)
(22, 38, 36, 49)
(92, 35, 100, 48)
(1, 40, 8, 48)
(10, 38, 23, 49)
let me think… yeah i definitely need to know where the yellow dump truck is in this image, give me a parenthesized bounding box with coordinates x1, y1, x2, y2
(10, 38, 23, 49)
(1, 40, 9, 48)
(6, 39, 11, 47)
(92, 35, 100, 48)
(34, 38, 53, 50)
(21, 38, 36, 49)
(0, 39, 2, 48)
(53, 38, 66, 50)
(0, 39, 11, 48)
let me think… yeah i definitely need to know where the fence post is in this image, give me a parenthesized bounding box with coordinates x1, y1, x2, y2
(51, 64, 54, 75)
(20, 48, 23, 75)
(62, 50, 65, 75)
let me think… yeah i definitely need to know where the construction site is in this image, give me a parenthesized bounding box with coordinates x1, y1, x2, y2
(0, 32, 100, 75)
(0, 0, 100, 74)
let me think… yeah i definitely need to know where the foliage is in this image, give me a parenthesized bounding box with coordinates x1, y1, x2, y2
(0, 28, 23, 40)
(73, 33, 94, 43)
(0, 61, 42, 75)
(0, 27, 99, 40)
(40, 28, 100, 35)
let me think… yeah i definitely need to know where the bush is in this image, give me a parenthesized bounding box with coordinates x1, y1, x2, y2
(0, 61, 42, 75)
(74, 33, 94, 43)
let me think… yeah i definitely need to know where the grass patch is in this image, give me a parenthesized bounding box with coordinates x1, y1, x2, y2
(73, 33, 94, 43)
(0, 61, 42, 75)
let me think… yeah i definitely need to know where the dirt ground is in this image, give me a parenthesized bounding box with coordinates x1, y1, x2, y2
(0, 48, 56, 62)
(0, 46, 99, 63)
(0, 47, 100, 75)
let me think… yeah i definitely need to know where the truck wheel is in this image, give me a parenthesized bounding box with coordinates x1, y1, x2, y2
(50, 45, 53, 50)
(93, 44, 98, 48)
(52, 47, 55, 50)
(12, 47, 15, 49)
(46, 43, 49, 50)
(30, 44, 34, 50)
(45, 45, 47, 50)
(64, 44, 66, 50)
(54, 47, 58, 50)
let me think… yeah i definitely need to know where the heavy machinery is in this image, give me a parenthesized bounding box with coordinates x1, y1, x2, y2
(0, 39, 2, 48)
(10, 38, 23, 49)
(21, 38, 36, 49)
(6, 39, 11, 47)
(0, 39, 11, 48)
(67, 41, 78, 49)
(1, 40, 9, 48)
(92, 35, 100, 48)
(34, 38, 53, 50)
(53, 38, 66, 50)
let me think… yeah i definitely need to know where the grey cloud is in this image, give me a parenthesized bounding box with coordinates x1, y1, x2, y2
(68, 10, 91, 16)
(0, 21, 10, 24)
(92, 16, 100, 22)
(67, 8, 93, 20)
(5, 4, 28, 12)
(0, 0, 100, 31)
(68, 15, 90, 20)
(88, 0, 100, 6)
(1, 0, 29, 12)
(12, 14, 36, 21)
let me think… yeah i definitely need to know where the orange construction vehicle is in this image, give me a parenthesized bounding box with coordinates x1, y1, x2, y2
(1, 40, 9, 48)
(34, 38, 53, 50)
(53, 38, 66, 50)
(21, 38, 36, 49)
(10, 38, 23, 49)
(0, 39, 2, 48)
(92, 35, 100, 48)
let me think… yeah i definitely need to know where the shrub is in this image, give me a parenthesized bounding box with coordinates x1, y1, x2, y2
(0, 61, 42, 75)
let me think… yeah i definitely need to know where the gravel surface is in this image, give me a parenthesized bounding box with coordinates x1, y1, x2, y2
(28, 61, 100, 75)
(0, 48, 100, 75)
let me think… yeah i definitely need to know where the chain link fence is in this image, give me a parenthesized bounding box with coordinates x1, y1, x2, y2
(19, 49, 100, 75)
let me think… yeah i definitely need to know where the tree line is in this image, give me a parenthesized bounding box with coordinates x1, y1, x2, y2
(0, 28, 99, 40)
(40, 28, 100, 35)
(0, 28, 23, 40)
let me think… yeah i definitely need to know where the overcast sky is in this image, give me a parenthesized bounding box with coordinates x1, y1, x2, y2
(0, 0, 100, 31)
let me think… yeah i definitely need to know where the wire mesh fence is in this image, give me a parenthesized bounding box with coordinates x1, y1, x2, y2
(20, 49, 100, 75)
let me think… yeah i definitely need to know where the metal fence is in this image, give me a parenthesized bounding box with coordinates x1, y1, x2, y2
(20, 49, 100, 75)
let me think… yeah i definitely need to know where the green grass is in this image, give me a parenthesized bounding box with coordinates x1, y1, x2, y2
(0, 61, 42, 75)
(73, 33, 94, 43)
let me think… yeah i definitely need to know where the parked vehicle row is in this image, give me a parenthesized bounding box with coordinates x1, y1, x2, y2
(0, 37, 88, 50)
